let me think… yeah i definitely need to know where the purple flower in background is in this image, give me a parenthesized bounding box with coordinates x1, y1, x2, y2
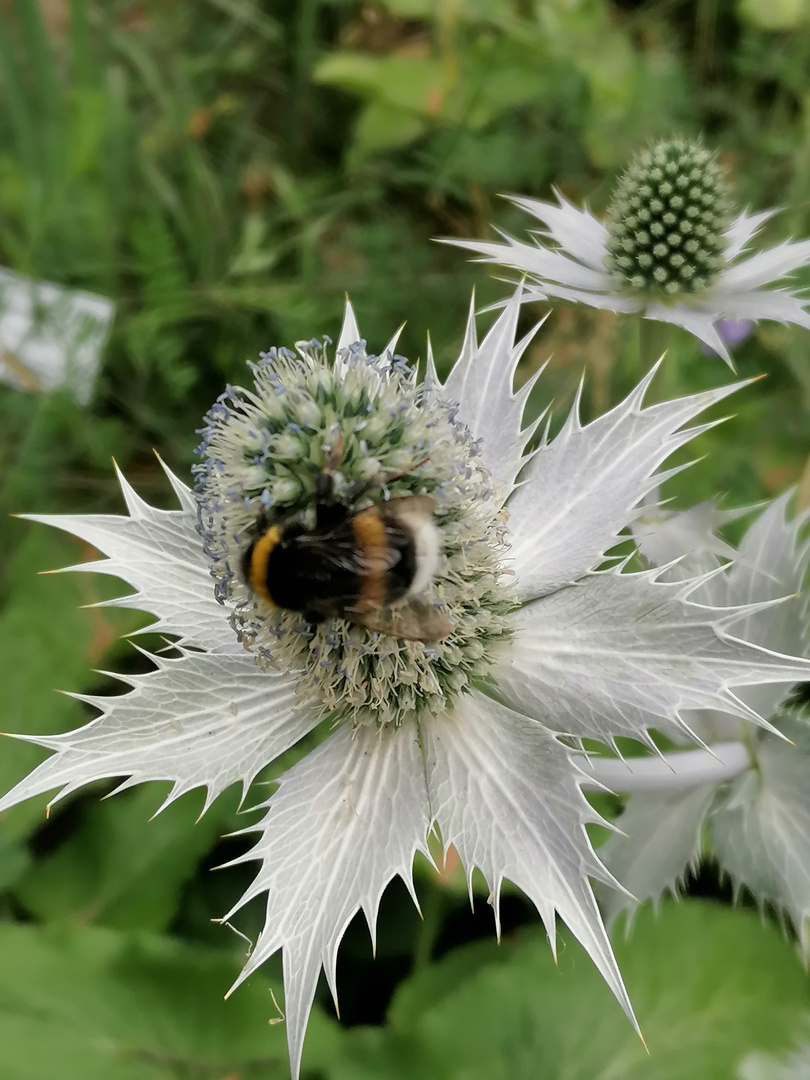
(701, 318, 755, 358)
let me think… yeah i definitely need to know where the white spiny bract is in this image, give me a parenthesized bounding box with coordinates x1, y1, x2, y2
(4, 286, 810, 1078)
(600, 493, 810, 957)
(443, 137, 810, 367)
(740, 1041, 810, 1080)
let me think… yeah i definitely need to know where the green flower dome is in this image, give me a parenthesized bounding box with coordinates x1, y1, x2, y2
(605, 138, 734, 299)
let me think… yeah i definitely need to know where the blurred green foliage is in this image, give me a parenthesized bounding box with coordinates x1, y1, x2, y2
(331, 902, 810, 1079)
(0, 920, 341, 1078)
(1, 0, 810, 1076)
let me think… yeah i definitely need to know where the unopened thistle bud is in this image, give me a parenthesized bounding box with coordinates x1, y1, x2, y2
(605, 138, 734, 299)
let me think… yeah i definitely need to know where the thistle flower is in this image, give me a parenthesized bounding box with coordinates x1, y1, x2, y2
(597, 493, 810, 955)
(444, 138, 810, 366)
(4, 287, 810, 1077)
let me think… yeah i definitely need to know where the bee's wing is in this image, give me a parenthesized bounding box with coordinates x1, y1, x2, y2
(343, 596, 451, 643)
(297, 523, 403, 574)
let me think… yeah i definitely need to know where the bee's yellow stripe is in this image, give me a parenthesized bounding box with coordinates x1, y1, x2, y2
(353, 510, 389, 612)
(249, 526, 281, 606)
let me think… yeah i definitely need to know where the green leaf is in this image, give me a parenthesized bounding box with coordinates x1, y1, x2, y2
(314, 53, 443, 113)
(14, 783, 246, 931)
(14, 0, 60, 121)
(0, 828, 31, 892)
(331, 902, 810, 1080)
(350, 102, 427, 165)
(0, 922, 341, 1079)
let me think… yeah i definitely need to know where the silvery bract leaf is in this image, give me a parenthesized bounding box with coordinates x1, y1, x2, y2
(632, 497, 746, 573)
(221, 721, 432, 1080)
(506, 367, 744, 599)
(739, 1045, 810, 1080)
(632, 492, 810, 743)
(492, 572, 810, 746)
(724, 209, 776, 262)
(421, 690, 638, 1032)
(336, 299, 361, 358)
(681, 491, 810, 643)
(0, 649, 313, 816)
(22, 460, 230, 653)
(710, 715, 810, 960)
(597, 497, 810, 936)
(721, 492, 807, 656)
(714, 493, 810, 720)
(599, 784, 717, 925)
(440, 286, 546, 502)
(335, 298, 403, 376)
(695, 494, 807, 741)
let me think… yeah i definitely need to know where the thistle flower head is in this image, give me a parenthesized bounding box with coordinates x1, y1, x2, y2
(4, 288, 810, 1078)
(443, 135, 810, 366)
(193, 335, 511, 727)
(605, 138, 734, 299)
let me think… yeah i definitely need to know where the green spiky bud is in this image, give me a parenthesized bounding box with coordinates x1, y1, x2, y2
(605, 138, 735, 300)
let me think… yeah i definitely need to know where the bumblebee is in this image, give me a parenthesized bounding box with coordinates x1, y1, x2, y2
(240, 439, 451, 642)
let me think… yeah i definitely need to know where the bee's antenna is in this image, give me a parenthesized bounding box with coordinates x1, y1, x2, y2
(315, 429, 346, 524)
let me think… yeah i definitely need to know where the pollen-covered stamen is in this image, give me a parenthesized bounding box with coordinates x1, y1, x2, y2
(194, 337, 513, 728)
(605, 137, 735, 299)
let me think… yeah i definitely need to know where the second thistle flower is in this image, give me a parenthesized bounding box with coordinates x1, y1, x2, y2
(444, 136, 810, 366)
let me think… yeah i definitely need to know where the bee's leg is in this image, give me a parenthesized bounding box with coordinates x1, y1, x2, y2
(321, 429, 344, 479)
(315, 430, 345, 527)
(302, 609, 327, 631)
(315, 430, 344, 499)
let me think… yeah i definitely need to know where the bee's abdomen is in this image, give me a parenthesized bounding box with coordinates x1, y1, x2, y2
(243, 526, 282, 607)
(264, 523, 362, 615)
(244, 509, 418, 621)
(353, 509, 415, 611)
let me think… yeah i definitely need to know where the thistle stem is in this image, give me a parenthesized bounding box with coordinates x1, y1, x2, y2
(580, 741, 751, 794)
(636, 316, 679, 404)
(639, 313, 673, 380)
(639, 316, 672, 372)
